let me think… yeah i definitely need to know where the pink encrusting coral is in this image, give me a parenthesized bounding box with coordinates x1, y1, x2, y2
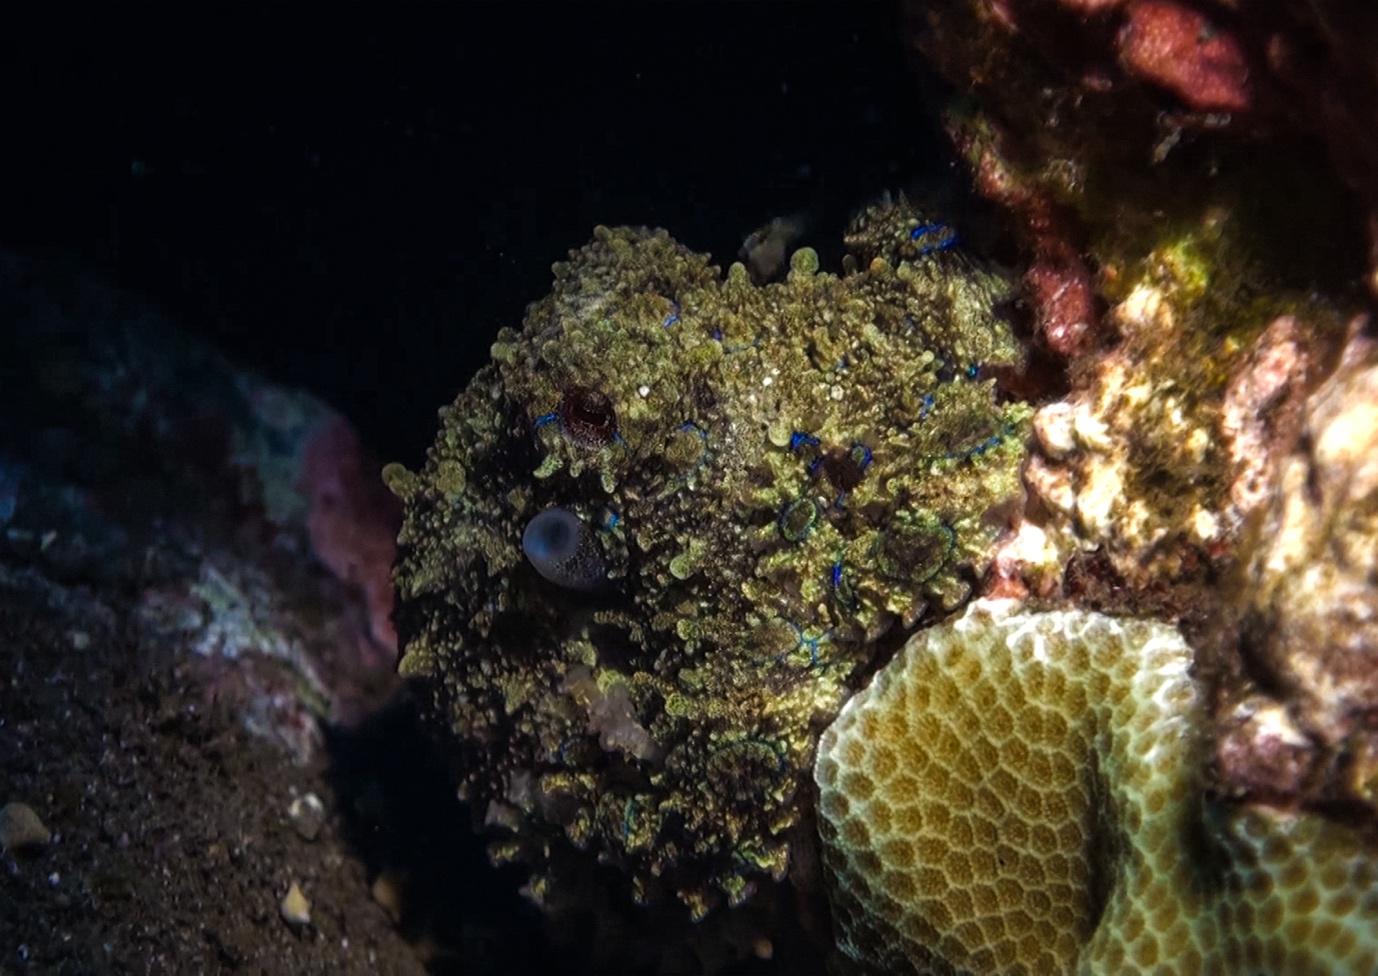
(299, 415, 401, 659)
(948, 115, 1099, 359)
(1117, 0, 1254, 113)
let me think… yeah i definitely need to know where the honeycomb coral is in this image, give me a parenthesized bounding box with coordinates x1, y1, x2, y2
(815, 599, 1378, 974)
(388, 202, 1031, 917)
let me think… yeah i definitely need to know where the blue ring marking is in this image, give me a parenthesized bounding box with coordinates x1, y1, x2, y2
(917, 234, 959, 256)
(778, 497, 818, 541)
(601, 510, 622, 531)
(829, 558, 858, 608)
(966, 363, 980, 379)
(662, 301, 681, 328)
(711, 735, 789, 774)
(786, 620, 833, 668)
(919, 392, 936, 421)
(936, 421, 1016, 462)
(910, 221, 960, 255)
(789, 430, 820, 453)
(555, 736, 580, 764)
(674, 421, 711, 481)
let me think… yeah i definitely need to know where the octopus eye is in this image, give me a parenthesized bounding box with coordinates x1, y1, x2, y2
(523, 507, 607, 591)
(558, 386, 618, 446)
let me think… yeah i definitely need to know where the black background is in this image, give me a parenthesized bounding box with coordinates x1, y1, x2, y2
(4, 6, 956, 464)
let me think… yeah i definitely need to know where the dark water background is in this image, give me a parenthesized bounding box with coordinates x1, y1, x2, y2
(4, 7, 953, 465)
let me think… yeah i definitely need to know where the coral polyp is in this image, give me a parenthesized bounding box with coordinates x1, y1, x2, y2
(817, 600, 1378, 975)
(387, 200, 1029, 917)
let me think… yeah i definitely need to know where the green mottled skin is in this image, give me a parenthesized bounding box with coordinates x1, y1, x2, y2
(386, 200, 1031, 918)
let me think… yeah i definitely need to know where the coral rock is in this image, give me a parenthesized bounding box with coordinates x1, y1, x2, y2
(1117, 0, 1253, 114)
(815, 599, 1378, 974)
(299, 416, 401, 657)
(1220, 314, 1316, 525)
(1236, 325, 1378, 755)
(1214, 695, 1320, 804)
(1, 253, 400, 763)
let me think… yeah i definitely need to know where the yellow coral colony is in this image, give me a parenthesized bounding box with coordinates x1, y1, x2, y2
(815, 600, 1378, 975)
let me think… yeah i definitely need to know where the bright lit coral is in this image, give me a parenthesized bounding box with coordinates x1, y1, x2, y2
(1014, 210, 1349, 593)
(1227, 324, 1378, 805)
(387, 204, 1030, 917)
(816, 599, 1378, 974)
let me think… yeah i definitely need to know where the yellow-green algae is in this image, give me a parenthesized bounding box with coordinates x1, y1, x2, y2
(387, 201, 1030, 917)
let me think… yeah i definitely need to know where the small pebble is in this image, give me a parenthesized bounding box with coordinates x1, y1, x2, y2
(0, 802, 51, 852)
(370, 872, 402, 924)
(288, 793, 326, 841)
(280, 881, 311, 928)
(1032, 401, 1077, 457)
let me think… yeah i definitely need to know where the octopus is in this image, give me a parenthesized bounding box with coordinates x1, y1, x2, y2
(384, 198, 1031, 919)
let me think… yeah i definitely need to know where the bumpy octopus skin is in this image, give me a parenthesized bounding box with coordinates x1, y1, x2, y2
(386, 201, 1031, 917)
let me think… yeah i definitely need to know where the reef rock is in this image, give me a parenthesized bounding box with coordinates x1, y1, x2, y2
(389, 203, 1031, 918)
(1228, 324, 1378, 804)
(908, 0, 1370, 601)
(0, 253, 401, 761)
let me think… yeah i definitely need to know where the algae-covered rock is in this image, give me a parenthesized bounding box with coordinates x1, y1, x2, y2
(389, 203, 1030, 917)
(1225, 325, 1378, 811)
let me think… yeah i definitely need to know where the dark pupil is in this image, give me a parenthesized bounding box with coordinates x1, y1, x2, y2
(544, 520, 570, 549)
(572, 400, 607, 424)
(559, 386, 616, 443)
